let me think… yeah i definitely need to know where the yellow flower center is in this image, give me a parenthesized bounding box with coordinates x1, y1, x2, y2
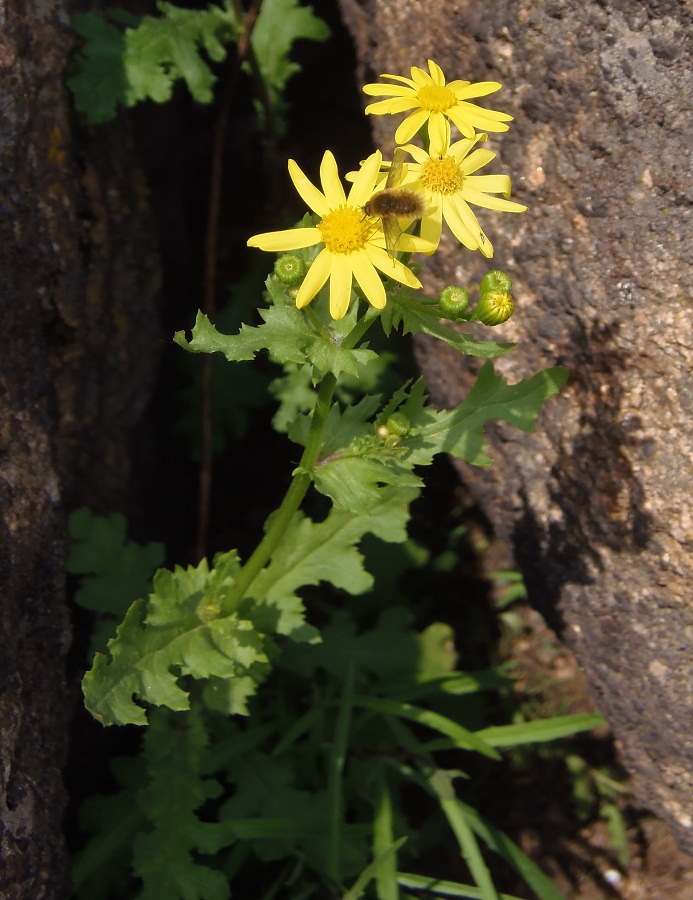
(417, 84, 456, 112)
(318, 205, 371, 253)
(420, 156, 462, 195)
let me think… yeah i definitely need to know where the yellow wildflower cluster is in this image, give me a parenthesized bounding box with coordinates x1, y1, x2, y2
(248, 59, 525, 320)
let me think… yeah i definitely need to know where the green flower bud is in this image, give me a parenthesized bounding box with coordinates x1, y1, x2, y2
(479, 269, 512, 295)
(439, 286, 469, 318)
(274, 253, 306, 286)
(386, 412, 410, 437)
(474, 290, 515, 326)
(196, 600, 221, 623)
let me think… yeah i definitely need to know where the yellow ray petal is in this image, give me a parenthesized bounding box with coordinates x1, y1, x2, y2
(366, 244, 422, 289)
(348, 150, 382, 207)
(394, 108, 429, 144)
(380, 73, 418, 88)
(463, 183, 527, 213)
(351, 251, 386, 310)
(426, 59, 446, 85)
(365, 98, 418, 116)
(464, 174, 512, 196)
(399, 143, 429, 165)
(288, 160, 329, 217)
(455, 146, 495, 173)
(363, 83, 414, 97)
(452, 81, 502, 100)
(328, 253, 353, 319)
(295, 248, 331, 308)
(441, 197, 481, 252)
(247, 226, 321, 252)
(427, 113, 450, 156)
(420, 204, 444, 248)
(319, 151, 346, 207)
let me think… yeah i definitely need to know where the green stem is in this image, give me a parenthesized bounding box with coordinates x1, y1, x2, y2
(225, 308, 379, 607)
(225, 371, 337, 607)
(327, 658, 356, 882)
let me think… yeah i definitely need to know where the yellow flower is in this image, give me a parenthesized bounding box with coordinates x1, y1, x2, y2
(397, 125, 527, 258)
(247, 150, 430, 320)
(363, 59, 513, 146)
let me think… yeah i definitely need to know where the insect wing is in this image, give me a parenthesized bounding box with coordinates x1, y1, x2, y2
(382, 216, 404, 259)
(385, 147, 406, 190)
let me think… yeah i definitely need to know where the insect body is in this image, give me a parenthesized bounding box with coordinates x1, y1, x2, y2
(364, 148, 426, 258)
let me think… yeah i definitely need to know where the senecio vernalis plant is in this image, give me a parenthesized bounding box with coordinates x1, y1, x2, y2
(76, 60, 599, 900)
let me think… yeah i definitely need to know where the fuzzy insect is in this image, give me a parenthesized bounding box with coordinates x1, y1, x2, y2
(364, 148, 426, 258)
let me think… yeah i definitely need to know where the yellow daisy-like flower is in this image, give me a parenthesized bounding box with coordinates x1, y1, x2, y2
(363, 59, 513, 147)
(247, 150, 430, 320)
(397, 125, 527, 258)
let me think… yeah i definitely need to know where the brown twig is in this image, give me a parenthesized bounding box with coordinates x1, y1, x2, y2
(195, 0, 267, 562)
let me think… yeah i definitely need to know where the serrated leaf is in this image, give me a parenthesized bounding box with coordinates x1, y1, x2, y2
(382, 288, 514, 359)
(287, 394, 381, 452)
(82, 553, 271, 726)
(72, 756, 147, 898)
(68, 509, 164, 617)
(280, 607, 420, 682)
(133, 709, 231, 900)
(313, 456, 423, 517)
(68, 14, 128, 123)
(250, 0, 329, 115)
(175, 307, 377, 381)
(405, 361, 569, 467)
(125, 2, 236, 106)
(69, 3, 240, 123)
(287, 395, 422, 515)
(247, 0, 330, 133)
(245, 487, 418, 639)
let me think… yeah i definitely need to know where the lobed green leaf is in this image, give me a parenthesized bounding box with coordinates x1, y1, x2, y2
(69, 3, 240, 123)
(82, 553, 271, 726)
(249, 0, 330, 127)
(175, 307, 377, 381)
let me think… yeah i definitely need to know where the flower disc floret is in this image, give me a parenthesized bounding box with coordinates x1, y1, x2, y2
(247, 150, 431, 320)
(420, 156, 462, 194)
(363, 58, 513, 146)
(417, 84, 457, 112)
(318, 206, 371, 253)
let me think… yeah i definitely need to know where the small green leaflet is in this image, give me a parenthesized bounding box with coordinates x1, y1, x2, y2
(175, 307, 377, 381)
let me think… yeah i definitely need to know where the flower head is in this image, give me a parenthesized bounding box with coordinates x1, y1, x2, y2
(247, 151, 431, 320)
(363, 59, 513, 146)
(396, 124, 527, 258)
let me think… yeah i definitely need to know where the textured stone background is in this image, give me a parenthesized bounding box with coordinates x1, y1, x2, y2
(339, 0, 693, 854)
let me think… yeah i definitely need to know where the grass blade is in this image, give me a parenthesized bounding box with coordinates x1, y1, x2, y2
(429, 770, 500, 900)
(353, 696, 500, 760)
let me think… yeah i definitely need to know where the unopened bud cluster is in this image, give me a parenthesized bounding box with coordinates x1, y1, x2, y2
(439, 269, 515, 326)
(376, 412, 411, 447)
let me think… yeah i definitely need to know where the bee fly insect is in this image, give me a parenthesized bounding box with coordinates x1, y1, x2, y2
(363, 149, 426, 259)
